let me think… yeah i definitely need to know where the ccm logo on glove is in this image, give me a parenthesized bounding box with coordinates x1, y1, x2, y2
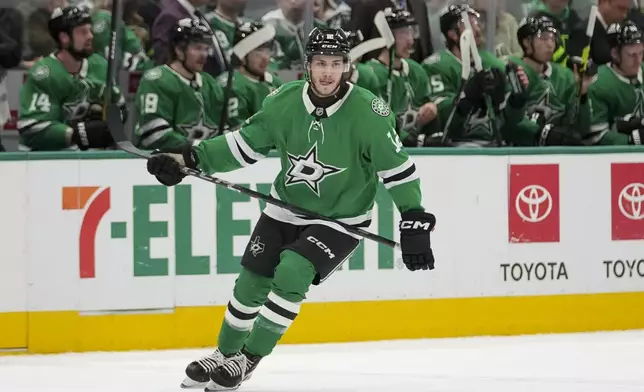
(400, 221, 433, 230)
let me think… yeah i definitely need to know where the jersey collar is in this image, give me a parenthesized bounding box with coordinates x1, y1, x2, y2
(165, 64, 203, 88)
(609, 63, 643, 85)
(302, 81, 354, 117)
(50, 53, 89, 78)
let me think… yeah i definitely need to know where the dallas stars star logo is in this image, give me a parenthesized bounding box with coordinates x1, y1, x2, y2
(529, 84, 564, 123)
(249, 236, 265, 257)
(285, 143, 346, 197)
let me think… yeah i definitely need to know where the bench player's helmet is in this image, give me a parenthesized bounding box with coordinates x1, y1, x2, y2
(345, 30, 364, 48)
(439, 4, 479, 48)
(607, 20, 643, 49)
(233, 21, 275, 76)
(170, 18, 213, 72)
(517, 15, 560, 63)
(384, 6, 417, 30)
(48, 6, 93, 58)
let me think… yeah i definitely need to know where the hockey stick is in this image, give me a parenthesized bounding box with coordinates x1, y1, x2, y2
(577, 5, 597, 97)
(218, 23, 239, 136)
(461, 12, 504, 147)
(440, 30, 472, 145)
(102, 0, 125, 119)
(373, 11, 396, 106)
(105, 105, 400, 249)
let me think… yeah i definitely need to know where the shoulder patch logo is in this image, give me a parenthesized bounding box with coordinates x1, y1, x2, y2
(423, 53, 440, 65)
(218, 74, 228, 87)
(268, 85, 283, 97)
(371, 98, 390, 117)
(32, 65, 50, 81)
(93, 20, 107, 34)
(144, 68, 163, 81)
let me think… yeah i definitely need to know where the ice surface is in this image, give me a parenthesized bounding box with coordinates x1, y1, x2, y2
(1, 330, 644, 392)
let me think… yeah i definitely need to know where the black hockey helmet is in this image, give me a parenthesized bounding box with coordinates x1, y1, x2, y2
(305, 27, 351, 61)
(345, 30, 364, 48)
(170, 18, 213, 49)
(48, 6, 92, 43)
(517, 15, 559, 43)
(607, 20, 643, 49)
(439, 3, 480, 37)
(383, 6, 417, 30)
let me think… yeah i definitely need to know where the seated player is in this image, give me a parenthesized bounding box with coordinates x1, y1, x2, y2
(146, 27, 436, 391)
(216, 21, 283, 131)
(586, 21, 644, 145)
(18, 5, 125, 151)
(366, 6, 438, 145)
(345, 29, 381, 96)
(506, 15, 594, 146)
(134, 18, 225, 150)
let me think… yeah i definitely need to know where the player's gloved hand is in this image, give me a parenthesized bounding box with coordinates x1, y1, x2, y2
(458, 70, 489, 115)
(627, 130, 643, 145)
(505, 63, 528, 108)
(537, 123, 583, 146)
(70, 119, 114, 150)
(399, 210, 436, 271)
(488, 68, 508, 109)
(146, 145, 199, 186)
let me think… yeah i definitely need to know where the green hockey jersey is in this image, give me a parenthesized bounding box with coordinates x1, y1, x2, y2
(349, 63, 381, 97)
(18, 53, 125, 151)
(216, 70, 283, 129)
(508, 56, 591, 141)
(366, 58, 432, 140)
(91, 9, 154, 71)
(422, 49, 526, 144)
(587, 64, 644, 145)
(262, 10, 327, 70)
(134, 65, 225, 149)
(193, 80, 423, 227)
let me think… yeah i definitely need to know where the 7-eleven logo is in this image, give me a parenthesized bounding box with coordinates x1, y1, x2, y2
(62, 186, 111, 279)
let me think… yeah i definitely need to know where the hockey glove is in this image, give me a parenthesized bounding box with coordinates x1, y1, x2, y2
(146, 145, 199, 186)
(488, 67, 508, 110)
(505, 63, 528, 108)
(537, 123, 583, 146)
(399, 210, 436, 271)
(70, 119, 114, 150)
(457, 70, 489, 115)
(611, 117, 644, 145)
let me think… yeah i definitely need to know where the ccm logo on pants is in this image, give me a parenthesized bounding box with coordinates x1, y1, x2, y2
(307, 236, 335, 259)
(400, 221, 431, 230)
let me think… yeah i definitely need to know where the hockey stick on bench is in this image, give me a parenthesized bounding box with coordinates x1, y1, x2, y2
(105, 105, 401, 249)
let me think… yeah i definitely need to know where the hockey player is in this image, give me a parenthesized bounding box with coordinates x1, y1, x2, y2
(506, 15, 594, 145)
(587, 20, 644, 145)
(216, 21, 283, 130)
(366, 7, 438, 145)
(134, 18, 225, 150)
(346, 30, 381, 96)
(18, 5, 125, 151)
(146, 27, 436, 390)
(422, 4, 528, 146)
(91, 0, 154, 71)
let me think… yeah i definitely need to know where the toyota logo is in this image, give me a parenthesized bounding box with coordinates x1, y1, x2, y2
(618, 183, 644, 220)
(515, 185, 552, 223)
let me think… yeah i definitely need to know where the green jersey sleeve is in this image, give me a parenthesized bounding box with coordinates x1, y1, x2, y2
(365, 103, 423, 213)
(587, 81, 630, 145)
(194, 89, 279, 173)
(135, 70, 188, 150)
(18, 66, 70, 150)
(422, 51, 464, 132)
(351, 63, 381, 97)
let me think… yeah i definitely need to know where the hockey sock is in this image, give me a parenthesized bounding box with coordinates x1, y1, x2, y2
(243, 250, 316, 357)
(218, 268, 272, 355)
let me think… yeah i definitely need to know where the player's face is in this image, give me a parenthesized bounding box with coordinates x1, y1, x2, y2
(247, 47, 271, 75)
(309, 54, 346, 97)
(617, 43, 644, 77)
(394, 27, 415, 59)
(185, 42, 211, 72)
(70, 24, 94, 57)
(532, 32, 557, 62)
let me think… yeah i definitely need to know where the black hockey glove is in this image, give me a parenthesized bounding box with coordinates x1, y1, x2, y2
(70, 119, 114, 150)
(146, 145, 199, 186)
(505, 62, 528, 108)
(399, 210, 436, 271)
(488, 67, 508, 110)
(457, 70, 489, 115)
(537, 123, 583, 146)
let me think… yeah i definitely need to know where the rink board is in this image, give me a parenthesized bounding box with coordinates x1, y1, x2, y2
(1, 147, 644, 353)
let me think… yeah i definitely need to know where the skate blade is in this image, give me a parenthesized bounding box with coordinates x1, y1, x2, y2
(204, 380, 240, 391)
(180, 378, 207, 389)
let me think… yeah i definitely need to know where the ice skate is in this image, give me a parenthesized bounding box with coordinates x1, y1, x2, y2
(205, 350, 262, 391)
(180, 349, 226, 388)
